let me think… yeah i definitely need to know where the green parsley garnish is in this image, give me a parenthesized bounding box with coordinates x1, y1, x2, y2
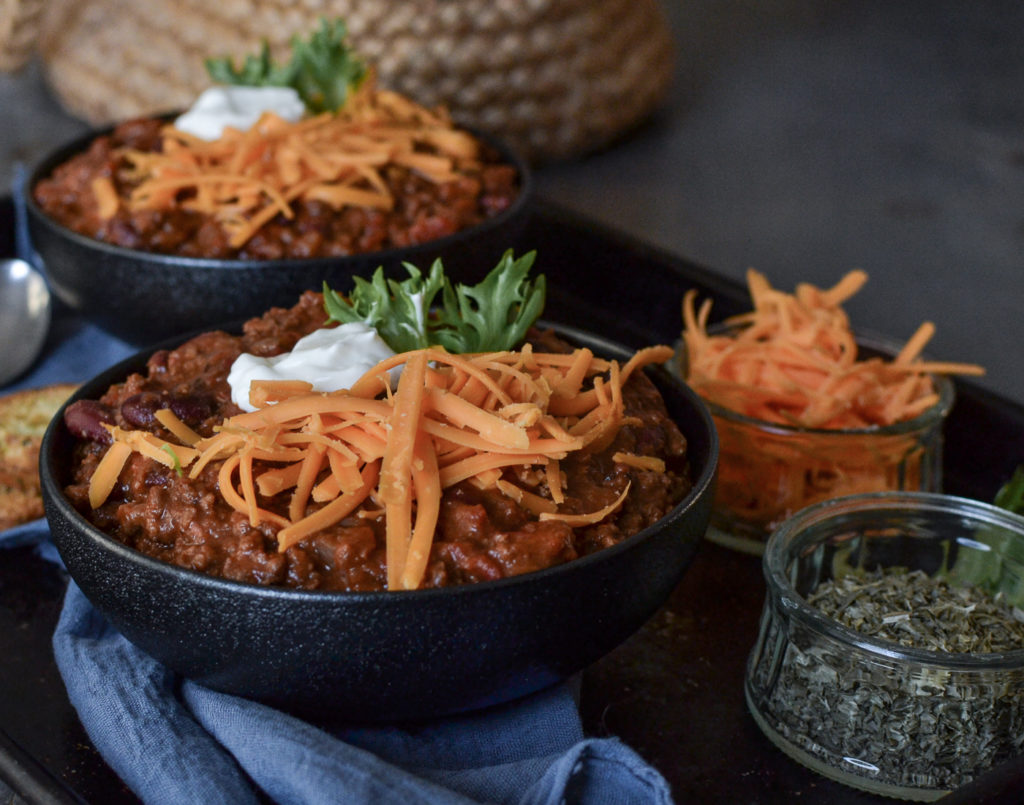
(323, 250, 546, 354)
(205, 18, 367, 114)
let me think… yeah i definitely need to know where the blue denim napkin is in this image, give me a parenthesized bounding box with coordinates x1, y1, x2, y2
(0, 520, 673, 805)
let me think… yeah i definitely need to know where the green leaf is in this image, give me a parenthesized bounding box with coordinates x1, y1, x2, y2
(946, 463, 1024, 603)
(322, 250, 545, 354)
(432, 251, 546, 353)
(205, 41, 296, 89)
(323, 261, 446, 352)
(994, 465, 1024, 515)
(204, 18, 366, 113)
(288, 18, 367, 113)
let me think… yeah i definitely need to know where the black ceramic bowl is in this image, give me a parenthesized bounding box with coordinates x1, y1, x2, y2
(40, 323, 717, 722)
(25, 123, 531, 346)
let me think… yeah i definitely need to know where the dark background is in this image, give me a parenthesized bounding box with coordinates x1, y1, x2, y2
(5, 0, 1023, 403)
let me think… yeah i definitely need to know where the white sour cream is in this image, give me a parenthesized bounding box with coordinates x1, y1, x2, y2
(174, 86, 306, 140)
(228, 323, 396, 412)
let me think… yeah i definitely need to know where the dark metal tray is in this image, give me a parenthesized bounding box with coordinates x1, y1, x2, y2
(2, 197, 1023, 804)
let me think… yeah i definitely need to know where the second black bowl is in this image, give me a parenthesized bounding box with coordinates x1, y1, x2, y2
(26, 124, 532, 345)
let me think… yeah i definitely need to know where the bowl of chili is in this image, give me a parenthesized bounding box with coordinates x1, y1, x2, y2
(25, 106, 530, 346)
(39, 296, 717, 721)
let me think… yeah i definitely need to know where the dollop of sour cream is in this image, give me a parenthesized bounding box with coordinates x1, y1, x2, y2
(174, 86, 306, 141)
(228, 323, 396, 412)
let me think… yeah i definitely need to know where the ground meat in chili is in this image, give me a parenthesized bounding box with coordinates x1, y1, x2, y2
(62, 292, 692, 591)
(33, 117, 519, 260)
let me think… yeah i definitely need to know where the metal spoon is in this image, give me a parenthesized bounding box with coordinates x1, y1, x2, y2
(0, 258, 51, 386)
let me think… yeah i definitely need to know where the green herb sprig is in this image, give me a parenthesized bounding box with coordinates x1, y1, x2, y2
(994, 464, 1024, 515)
(323, 250, 545, 354)
(205, 18, 367, 114)
(945, 463, 1024, 602)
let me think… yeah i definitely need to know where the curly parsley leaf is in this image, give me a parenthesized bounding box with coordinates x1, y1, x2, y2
(323, 250, 545, 354)
(432, 251, 546, 353)
(323, 261, 446, 352)
(205, 18, 367, 113)
(205, 40, 294, 88)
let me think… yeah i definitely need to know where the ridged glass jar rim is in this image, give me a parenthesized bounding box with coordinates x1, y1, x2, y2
(763, 491, 1024, 669)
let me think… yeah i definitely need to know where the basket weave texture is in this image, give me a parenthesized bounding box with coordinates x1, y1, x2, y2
(0, 0, 47, 70)
(3, 0, 675, 162)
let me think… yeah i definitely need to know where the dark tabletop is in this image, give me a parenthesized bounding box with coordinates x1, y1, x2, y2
(2, 199, 1024, 803)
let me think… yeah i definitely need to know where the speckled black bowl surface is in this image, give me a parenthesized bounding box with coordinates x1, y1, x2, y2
(40, 324, 716, 722)
(25, 124, 532, 346)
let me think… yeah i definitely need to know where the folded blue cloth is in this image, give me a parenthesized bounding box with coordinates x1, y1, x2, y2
(0, 518, 62, 565)
(2, 513, 675, 805)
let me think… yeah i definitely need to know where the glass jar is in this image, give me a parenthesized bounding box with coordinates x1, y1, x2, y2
(677, 333, 954, 554)
(745, 492, 1024, 800)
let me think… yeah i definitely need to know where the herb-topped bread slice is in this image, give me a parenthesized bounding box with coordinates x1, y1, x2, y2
(0, 383, 78, 530)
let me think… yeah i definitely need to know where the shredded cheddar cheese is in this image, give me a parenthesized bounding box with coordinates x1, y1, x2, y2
(681, 268, 985, 533)
(682, 269, 984, 430)
(99, 79, 485, 249)
(89, 343, 673, 590)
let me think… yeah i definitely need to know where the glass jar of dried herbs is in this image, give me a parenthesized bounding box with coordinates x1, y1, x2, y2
(745, 492, 1024, 800)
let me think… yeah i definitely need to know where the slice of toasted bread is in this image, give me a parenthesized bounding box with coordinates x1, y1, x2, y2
(0, 383, 78, 530)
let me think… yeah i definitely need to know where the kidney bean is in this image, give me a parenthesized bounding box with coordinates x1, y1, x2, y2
(168, 393, 215, 425)
(120, 392, 162, 427)
(147, 350, 169, 373)
(64, 400, 115, 443)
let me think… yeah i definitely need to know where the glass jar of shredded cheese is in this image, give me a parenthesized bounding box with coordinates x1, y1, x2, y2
(679, 332, 954, 554)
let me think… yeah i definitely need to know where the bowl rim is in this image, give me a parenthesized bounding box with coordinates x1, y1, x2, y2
(25, 115, 533, 271)
(763, 490, 1024, 668)
(41, 319, 718, 603)
(676, 328, 956, 438)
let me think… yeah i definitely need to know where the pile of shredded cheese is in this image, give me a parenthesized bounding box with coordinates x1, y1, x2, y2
(682, 268, 984, 429)
(91, 78, 486, 249)
(681, 269, 985, 533)
(88, 343, 673, 591)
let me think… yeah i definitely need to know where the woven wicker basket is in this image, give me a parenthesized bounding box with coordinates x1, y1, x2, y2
(2, 0, 675, 162)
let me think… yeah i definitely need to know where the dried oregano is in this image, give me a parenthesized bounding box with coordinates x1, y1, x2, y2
(809, 568, 1024, 653)
(754, 568, 1024, 791)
